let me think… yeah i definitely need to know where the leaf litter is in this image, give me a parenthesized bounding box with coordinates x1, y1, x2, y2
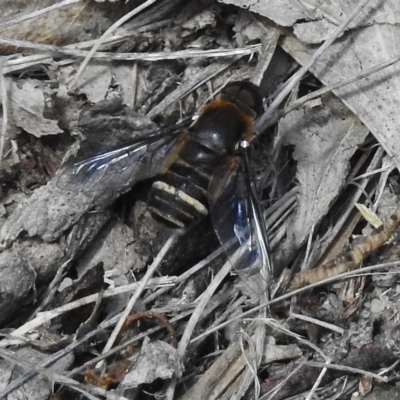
(1, 0, 400, 399)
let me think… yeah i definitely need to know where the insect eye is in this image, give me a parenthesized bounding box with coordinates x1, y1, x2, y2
(221, 81, 264, 118)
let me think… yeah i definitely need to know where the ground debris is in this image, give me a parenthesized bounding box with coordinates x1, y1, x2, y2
(2, 1, 400, 399)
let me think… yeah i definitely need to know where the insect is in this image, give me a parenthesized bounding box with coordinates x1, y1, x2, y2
(57, 81, 273, 290)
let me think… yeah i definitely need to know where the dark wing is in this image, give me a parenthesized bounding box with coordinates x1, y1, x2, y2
(57, 130, 180, 192)
(208, 141, 272, 298)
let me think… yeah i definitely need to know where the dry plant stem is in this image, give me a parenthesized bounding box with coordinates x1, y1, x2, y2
(305, 361, 387, 382)
(290, 312, 344, 335)
(3, 263, 398, 399)
(0, 36, 260, 61)
(8, 277, 174, 338)
(144, 246, 225, 304)
(31, 258, 72, 317)
(2, 290, 231, 397)
(97, 234, 176, 368)
(69, 0, 157, 90)
(256, 0, 371, 130)
(0, 347, 114, 400)
(232, 318, 267, 399)
(252, 25, 280, 86)
(301, 225, 315, 272)
(123, 311, 177, 346)
(166, 258, 235, 400)
(1, 20, 169, 74)
(0, 65, 8, 165)
(74, 291, 235, 379)
(238, 332, 262, 399)
(0, 0, 80, 31)
(288, 207, 400, 291)
(3, 17, 169, 53)
(262, 362, 306, 400)
(194, 261, 400, 344)
(261, 336, 395, 399)
(2, 54, 54, 75)
(316, 147, 384, 267)
(179, 340, 251, 400)
(353, 166, 393, 182)
(0, 308, 196, 400)
(282, 52, 400, 126)
(147, 57, 243, 117)
(261, 318, 328, 360)
(373, 157, 396, 211)
(177, 259, 235, 358)
(305, 359, 331, 400)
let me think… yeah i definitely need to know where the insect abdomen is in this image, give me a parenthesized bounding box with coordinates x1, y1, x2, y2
(148, 139, 219, 230)
(148, 99, 254, 230)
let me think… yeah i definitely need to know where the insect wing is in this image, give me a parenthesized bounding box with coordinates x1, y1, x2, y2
(57, 131, 180, 192)
(208, 150, 272, 298)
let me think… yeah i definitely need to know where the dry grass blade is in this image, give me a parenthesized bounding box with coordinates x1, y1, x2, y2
(305, 361, 388, 382)
(7, 277, 174, 338)
(69, 0, 159, 90)
(256, 0, 372, 129)
(0, 347, 108, 400)
(0, 0, 80, 31)
(0, 36, 260, 61)
(97, 234, 176, 368)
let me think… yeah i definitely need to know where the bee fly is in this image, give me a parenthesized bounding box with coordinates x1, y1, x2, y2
(57, 81, 273, 289)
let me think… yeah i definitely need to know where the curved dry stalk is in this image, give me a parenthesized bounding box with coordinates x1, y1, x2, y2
(288, 207, 400, 291)
(0, 0, 80, 31)
(68, 0, 157, 90)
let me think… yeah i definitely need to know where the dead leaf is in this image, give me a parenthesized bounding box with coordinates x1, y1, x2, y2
(218, 0, 400, 32)
(280, 96, 369, 249)
(75, 63, 113, 103)
(121, 340, 178, 390)
(281, 22, 400, 171)
(7, 79, 63, 137)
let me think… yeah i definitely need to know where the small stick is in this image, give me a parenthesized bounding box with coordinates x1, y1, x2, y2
(288, 208, 400, 291)
(96, 234, 176, 368)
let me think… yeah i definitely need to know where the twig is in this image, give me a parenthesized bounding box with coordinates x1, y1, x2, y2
(305, 359, 331, 400)
(280, 51, 400, 126)
(0, 0, 81, 31)
(306, 360, 388, 382)
(0, 347, 118, 400)
(0, 37, 260, 61)
(290, 312, 345, 335)
(192, 261, 400, 343)
(165, 258, 235, 400)
(261, 361, 306, 400)
(69, 0, 159, 90)
(8, 277, 174, 338)
(0, 307, 194, 399)
(143, 246, 225, 304)
(97, 234, 176, 368)
(288, 207, 400, 291)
